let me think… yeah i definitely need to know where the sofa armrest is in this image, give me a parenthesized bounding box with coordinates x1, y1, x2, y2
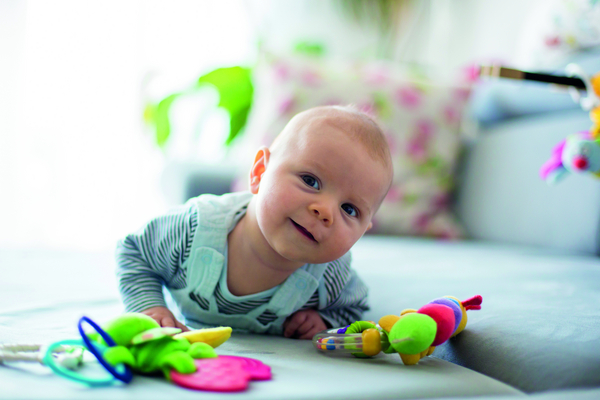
(160, 162, 238, 206)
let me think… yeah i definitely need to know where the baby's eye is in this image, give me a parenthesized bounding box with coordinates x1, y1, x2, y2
(341, 203, 358, 217)
(301, 175, 320, 189)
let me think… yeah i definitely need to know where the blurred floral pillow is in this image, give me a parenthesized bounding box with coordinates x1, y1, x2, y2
(234, 55, 473, 239)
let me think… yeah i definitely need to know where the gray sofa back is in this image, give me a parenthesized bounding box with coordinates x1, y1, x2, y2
(456, 108, 600, 255)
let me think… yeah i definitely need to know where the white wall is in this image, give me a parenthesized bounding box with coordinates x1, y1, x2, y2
(0, 0, 543, 251)
(0, 0, 255, 251)
(248, 0, 539, 71)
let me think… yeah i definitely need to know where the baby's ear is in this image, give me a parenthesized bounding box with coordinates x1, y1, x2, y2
(249, 147, 270, 194)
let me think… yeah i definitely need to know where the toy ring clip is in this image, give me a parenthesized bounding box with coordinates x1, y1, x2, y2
(77, 316, 133, 384)
(43, 339, 127, 387)
(42, 316, 133, 387)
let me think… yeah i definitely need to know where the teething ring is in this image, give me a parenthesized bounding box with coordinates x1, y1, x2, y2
(43, 339, 124, 387)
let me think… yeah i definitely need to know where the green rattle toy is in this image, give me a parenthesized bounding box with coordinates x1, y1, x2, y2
(313, 295, 482, 365)
(88, 313, 232, 378)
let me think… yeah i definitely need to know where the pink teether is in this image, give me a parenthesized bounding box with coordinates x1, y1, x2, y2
(170, 356, 271, 392)
(220, 356, 271, 380)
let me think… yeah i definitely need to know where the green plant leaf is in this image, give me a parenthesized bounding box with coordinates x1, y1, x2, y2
(294, 41, 325, 56)
(197, 66, 253, 145)
(147, 66, 253, 149)
(154, 93, 181, 148)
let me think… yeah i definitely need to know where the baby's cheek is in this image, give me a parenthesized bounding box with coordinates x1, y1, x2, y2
(330, 234, 355, 259)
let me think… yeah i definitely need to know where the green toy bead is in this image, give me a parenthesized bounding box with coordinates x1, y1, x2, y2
(388, 313, 437, 355)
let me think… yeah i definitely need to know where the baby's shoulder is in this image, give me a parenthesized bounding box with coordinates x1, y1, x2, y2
(190, 192, 252, 220)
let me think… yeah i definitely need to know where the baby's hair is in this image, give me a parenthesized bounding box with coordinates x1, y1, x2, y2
(322, 104, 391, 170)
(273, 105, 392, 169)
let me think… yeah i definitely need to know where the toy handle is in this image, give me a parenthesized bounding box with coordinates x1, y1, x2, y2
(312, 327, 387, 357)
(566, 63, 600, 111)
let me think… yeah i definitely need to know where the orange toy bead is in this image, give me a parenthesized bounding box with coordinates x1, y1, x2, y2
(378, 315, 400, 333)
(361, 329, 382, 357)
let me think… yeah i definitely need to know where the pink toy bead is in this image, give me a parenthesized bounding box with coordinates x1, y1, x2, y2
(417, 303, 456, 346)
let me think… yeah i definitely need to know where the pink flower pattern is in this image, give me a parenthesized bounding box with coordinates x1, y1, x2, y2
(244, 55, 474, 240)
(406, 120, 435, 162)
(396, 85, 422, 109)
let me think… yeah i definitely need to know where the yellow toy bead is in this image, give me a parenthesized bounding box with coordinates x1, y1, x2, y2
(400, 353, 421, 365)
(361, 329, 382, 357)
(400, 308, 417, 316)
(378, 315, 400, 333)
(445, 295, 468, 337)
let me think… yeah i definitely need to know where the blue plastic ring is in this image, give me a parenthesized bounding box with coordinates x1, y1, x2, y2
(78, 316, 133, 383)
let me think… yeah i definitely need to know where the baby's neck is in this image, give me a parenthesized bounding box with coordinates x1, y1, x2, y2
(226, 210, 304, 297)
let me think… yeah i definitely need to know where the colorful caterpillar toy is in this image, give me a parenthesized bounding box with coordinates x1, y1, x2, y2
(312, 295, 482, 365)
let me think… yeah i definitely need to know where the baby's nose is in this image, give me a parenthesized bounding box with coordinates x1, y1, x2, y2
(309, 203, 333, 226)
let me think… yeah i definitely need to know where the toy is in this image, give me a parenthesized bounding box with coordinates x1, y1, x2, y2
(0, 313, 235, 388)
(540, 130, 600, 183)
(45, 316, 134, 386)
(313, 295, 482, 365)
(170, 356, 272, 392)
(478, 63, 600, 184)
(0, 343, 84, 370)
(85, 313, 272, 392)
(539, 65, 600, 184)
(0, 317, 133, 387)
(1, 313, 271, 392)
(86, 313, 231, 378)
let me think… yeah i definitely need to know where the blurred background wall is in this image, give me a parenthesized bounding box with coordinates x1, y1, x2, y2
(0, 0, 560, 251)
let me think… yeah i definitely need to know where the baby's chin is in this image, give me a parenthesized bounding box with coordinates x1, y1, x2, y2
(266, 236, 352, 267)
(279, 251, 346, 267)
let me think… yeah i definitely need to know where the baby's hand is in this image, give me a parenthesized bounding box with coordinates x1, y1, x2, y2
(141, 306, 189, 332)
(283, 309, 327, 340)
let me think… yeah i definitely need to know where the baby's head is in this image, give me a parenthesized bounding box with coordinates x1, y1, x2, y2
(248, 105, 393, 266)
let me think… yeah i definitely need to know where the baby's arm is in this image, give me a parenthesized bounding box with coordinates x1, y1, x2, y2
(283, 254, 369, 340)
(116, 204, 195, 330)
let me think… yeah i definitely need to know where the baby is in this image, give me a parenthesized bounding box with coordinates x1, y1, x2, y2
(116, 105, 393, 340)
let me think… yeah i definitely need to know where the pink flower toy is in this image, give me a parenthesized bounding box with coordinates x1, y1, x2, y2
(539, 65, 600, 184)
(478, 63, 600, 184)
(540, 131, 600, 184)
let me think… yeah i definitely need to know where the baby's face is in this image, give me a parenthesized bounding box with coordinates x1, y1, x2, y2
(253, 117, 391, 266)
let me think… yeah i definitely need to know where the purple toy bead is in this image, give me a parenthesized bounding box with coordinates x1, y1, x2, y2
(429, 298, 462, 334)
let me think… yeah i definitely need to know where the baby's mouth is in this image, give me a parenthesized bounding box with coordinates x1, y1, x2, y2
(291, 219, 317, 242)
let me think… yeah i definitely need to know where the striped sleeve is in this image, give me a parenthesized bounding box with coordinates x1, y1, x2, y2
(115, 202, 196, 313)
(316, 252, 370, 328)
